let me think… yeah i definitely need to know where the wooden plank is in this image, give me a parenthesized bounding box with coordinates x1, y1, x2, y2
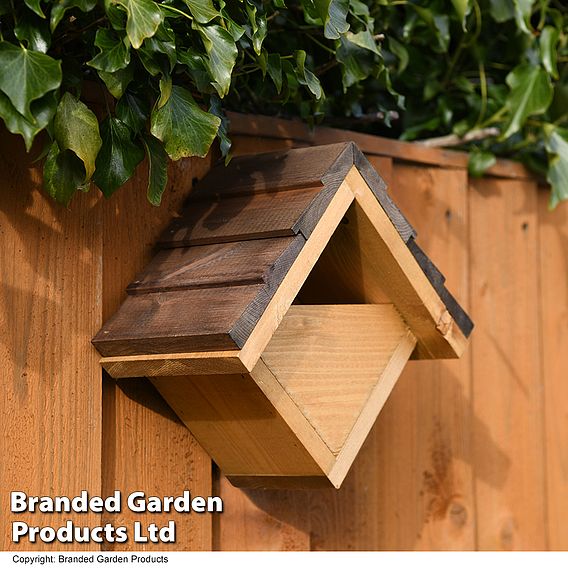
(347, 168, 468, 359)
(0, 131, 102, 550)
(470, 176, 546, 550)
(538, 191, 568, 550)
(101, 350, 247, 378)
(309, 163, 474, 550)
(191, 143, 350, 199)
(261, 304, 411, 455)
(227, 112, 534, 179)
(151, 373, 326, 479)
(160, 187, 321, 247)
(94, 284, 264, 356)
(101, 156, 215, 551)
(127, 236, 298, 293)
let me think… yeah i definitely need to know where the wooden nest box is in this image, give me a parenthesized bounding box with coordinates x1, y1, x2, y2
(93, 143, 473, 489)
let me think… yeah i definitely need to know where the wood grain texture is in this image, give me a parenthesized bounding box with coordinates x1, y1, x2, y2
(261, 304, 411, 454)
(470, 177, 546, 550)
(101, 156, 215, 551)
(0, 133, 102, 551)
(127, 237, 298, 293)
(538, 192, 568, 550)
(309, 163, 474, 550)
(160, 187, 321, 247)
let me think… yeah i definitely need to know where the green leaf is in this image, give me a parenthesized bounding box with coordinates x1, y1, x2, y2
(513, 0, 533, 34)
(24, 0, 45, 18)
(0, 42, 61, 122)
(209, 95, 231, 162)
(544, 125, 568, 209)
(137, 25, 177, 76)
(451, 0, 469, 29)
(336, 36, 373, 91)
(267, 53, 283, 94)
(50, 0, 97, 32)
(502, 63, 553, 139)
(93, 117, 144, 197)
(346, 30, 379, 55)
(115, 90, 150, 133)
(43, 141, 87, 206)
(295, 50, 323, 99)
(0, 90, 57, 152)
(88, 29, 131, 73)
(468, 150, 497, 177)
(196, 24, 238, 98)
(182, 0, 220, 23)
(388, 36, 408, 73)
(302, 0, 349, 40)
(158, 74, 172, 108)
(15, 12, 51, 53)
(150, 85, 220, 160)
(114, 0, 163, 49)
(141, 133, 168, 205)
(54, 93, 102, 181)
(98, 65, 134, 99)
(489, 0, 515, 21)
(540, 26, 559, 79)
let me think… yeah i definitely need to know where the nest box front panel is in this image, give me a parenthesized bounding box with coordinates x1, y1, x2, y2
(93, 142, 473, 490)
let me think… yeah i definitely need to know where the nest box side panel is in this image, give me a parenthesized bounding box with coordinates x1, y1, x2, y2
(150, 372, 329, 483)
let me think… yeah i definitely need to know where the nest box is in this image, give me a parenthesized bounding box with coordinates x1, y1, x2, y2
(93, 142, 473, 489)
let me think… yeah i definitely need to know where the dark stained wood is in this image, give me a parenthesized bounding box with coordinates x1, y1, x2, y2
(159, 187, 321, 247)
(127, 236, 299, 294)
(93, 285, 264, 356)
(190, 143, 350, 199)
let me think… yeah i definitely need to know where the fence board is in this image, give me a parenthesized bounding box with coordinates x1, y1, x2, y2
(538, 192, 568, 550)
(308, 163, 473, 550)
(469, 177, 546, 550)
(0, 133, 102, 550)
(100, 159, 215, 551)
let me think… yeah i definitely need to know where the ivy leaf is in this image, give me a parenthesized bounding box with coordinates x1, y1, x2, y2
(178, 48, 214, 93)
(501, 63, 553, 139)
(150, 85, 220, 159)
(0, 90, 57, 152)
(137, 25, 177, 76)
(43, 141, 87, 206)
(540, 26, 559, 80)
(116, 90, 150, 133)
(98, 65, 134, 99)
(267, 53, 283, 93)
(388, 36, 408, 73)
(295, 50, 323, 99)
(182, 0, 220, 23)
(543, 125, 568, 209)
(114, 0, 163, 49)
(209, 95, 231, 162)
(336, 37, 373, 91)
(14, 11, 51, 53)
(489, 0, 515, 21)
(0, 42, 61, 122)
(50, 0, 97, 32)
(196, 24, 238, 98)
(54, 92, 102, 181)
(468, 150, 496, 177)
(94, 117, 144, 197)
(24, 0, 45, 18)
(513, 0, 533, 34)
(88, 29, 131, 73)
(346, 30, 379, 55)
(451, 0, 469, 30)
(141, 133, 168, 205)
(302, 0, 349, 40)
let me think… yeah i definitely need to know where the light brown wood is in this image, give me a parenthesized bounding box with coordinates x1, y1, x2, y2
(101, 350, 247, 378)
(261, 304, 412, 455)
(151, 373, 327, 479)
(538, 193, 568, 550)
(345, 168, 467, 359)
(0, 134, 102, 551)
(470, 176, 546, 550)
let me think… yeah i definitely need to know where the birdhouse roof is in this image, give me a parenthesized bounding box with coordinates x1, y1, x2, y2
(93, 142, 472, 375)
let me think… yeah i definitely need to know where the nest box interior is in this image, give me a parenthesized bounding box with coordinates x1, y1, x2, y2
(93, 142, 473, 489)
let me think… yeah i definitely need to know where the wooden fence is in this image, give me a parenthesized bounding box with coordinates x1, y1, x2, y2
(1, 113, 567, 551)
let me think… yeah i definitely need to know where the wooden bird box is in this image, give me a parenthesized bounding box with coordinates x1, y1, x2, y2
(93, 142, 473, 489)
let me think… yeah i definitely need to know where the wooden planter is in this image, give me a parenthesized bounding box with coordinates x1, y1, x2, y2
(93, 142, 472, 489)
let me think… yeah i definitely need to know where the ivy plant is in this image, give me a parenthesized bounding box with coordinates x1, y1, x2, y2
(0, 0, 565, 208)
